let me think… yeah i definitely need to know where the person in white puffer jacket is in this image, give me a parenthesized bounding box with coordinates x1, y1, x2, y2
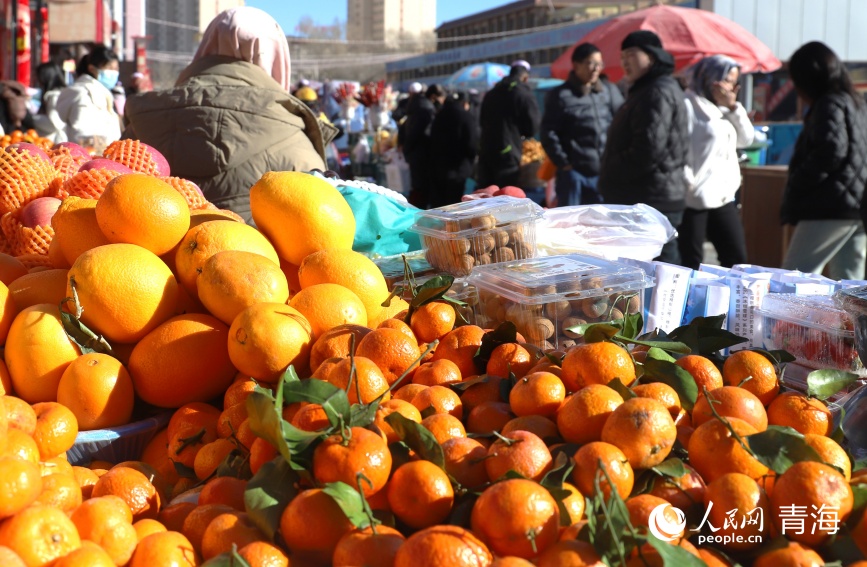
(679, 55, 755, 269)
(56, 45, 123, 148)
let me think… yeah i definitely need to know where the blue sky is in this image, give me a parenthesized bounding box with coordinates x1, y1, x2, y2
(244, 0, 507, 35)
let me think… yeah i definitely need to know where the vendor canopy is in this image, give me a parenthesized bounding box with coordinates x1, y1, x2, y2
(551, 4, 782, 82)
(444, 62, 510, 93)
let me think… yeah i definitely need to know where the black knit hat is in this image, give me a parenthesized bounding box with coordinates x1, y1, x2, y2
(621, 30, 674, 67)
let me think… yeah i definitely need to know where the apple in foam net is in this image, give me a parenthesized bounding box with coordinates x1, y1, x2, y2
(6, 143, 51, 162)
(52, 142, 90, 159)
(140, 142, 171, 176)
(19, 197, 62, 228)
(78, 158, 133, 174)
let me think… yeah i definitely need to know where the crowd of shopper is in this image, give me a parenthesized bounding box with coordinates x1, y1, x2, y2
(5, 5, 863, 273)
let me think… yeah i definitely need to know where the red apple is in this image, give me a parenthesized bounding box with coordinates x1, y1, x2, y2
(19, 197, 61, 228)
(141, 142, 171, 176)
(493, 186, 526, 198)
(52, 142, 90, 159)
(6, 143, 51, 162)
(78, 158, 133, 174)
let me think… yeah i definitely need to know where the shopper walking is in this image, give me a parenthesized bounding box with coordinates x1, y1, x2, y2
(598, 31, 689, 264)
(781, 42, 867, 279)
(124, 7, 335, 223)
(541, 43, 624, 206)
(477, 64, 540, 189)
(678, 55, 754, 269)
(430, 92, 479, 207)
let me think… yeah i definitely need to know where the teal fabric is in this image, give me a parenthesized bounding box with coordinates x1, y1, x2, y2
(337, 186, 422, 257)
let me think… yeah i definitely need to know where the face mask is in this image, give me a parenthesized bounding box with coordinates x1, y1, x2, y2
(97, 69, 119, 91)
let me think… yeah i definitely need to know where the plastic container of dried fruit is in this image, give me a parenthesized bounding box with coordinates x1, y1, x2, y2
(467, 254, 653, 349)
(757, 294, 863, 374)
(409, 196, 543, 277)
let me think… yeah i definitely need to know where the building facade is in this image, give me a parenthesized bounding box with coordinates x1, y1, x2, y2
(347, 0, 435, 45)
(387, 0, 687, 87)
(144, 0, 243, 87)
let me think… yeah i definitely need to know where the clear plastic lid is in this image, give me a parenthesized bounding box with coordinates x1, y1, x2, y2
(410, 196, 543, 238)
(373, 251, 435, 283)
(758, 294, 854, 334)
(834, 285, 867, 316)
(467, 254, 652, 305)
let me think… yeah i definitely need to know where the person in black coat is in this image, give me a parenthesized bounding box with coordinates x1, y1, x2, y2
(598, 31, 689, 264)
(541, 43, 624, 206)
(782, 42, 867, 280)
(403, 84, 445, 209)
(429, 92, 480, 207)
(477, 65, 540, 188)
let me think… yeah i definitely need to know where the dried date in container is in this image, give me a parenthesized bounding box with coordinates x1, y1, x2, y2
(468, 254, 654, 349)
(410, 196, 542, 277)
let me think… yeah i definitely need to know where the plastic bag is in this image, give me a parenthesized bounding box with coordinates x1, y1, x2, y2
(536, 204, 676, 261)
(383, 149, 411, 196)
(351, 136, 370, 164)
(308, 171, 420, 257)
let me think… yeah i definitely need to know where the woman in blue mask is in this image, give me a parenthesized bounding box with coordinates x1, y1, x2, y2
(56, 45, 122, 148)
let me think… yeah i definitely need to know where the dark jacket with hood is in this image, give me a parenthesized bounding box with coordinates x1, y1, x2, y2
(541, 72, 624, 176)
(430, 98, 479, 181)
(402, 95, 437, 164)
(598, 64, 689, 213)
(123, 55, 336, 223)
(478, 76, 540, 178)
(782, 91, 867, 224)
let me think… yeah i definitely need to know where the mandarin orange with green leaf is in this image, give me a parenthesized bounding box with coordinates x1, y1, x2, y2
(394, 525, 492, 567)
(561, 341, 635, 392)
(388, 460, 455, 528)
(572, 441, 634, 502)
(601, 397, 677, 469)
(279, 488, 355, 565)
(692, 386, 768, 432)
(411, 301, 456, 343)
(432, 325, 486, 378)
(312, 426, 392, 497)
(722, 350, 779, 405)
(485, 430, 552, 482)
(332, 525, 405, 567)
(486, 342, 534, 379)
(471, 478, 560, 559)
(688, 417, 768, 482)
(767, 391, 833, 436)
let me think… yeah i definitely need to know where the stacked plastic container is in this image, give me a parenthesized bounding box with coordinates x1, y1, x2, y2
(409, 196, 543, 277)
(757, 294, 862, 373)
(468, 254, 653, 349)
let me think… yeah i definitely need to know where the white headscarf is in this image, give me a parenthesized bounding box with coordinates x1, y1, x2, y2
(194, 7, 292, 92)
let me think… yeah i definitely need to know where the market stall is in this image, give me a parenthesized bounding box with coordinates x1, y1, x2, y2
(332, 80, 399, 187)
(0, 133, 863, 566)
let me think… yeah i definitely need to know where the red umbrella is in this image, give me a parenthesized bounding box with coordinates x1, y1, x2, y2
(551, 5, 782, 82)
